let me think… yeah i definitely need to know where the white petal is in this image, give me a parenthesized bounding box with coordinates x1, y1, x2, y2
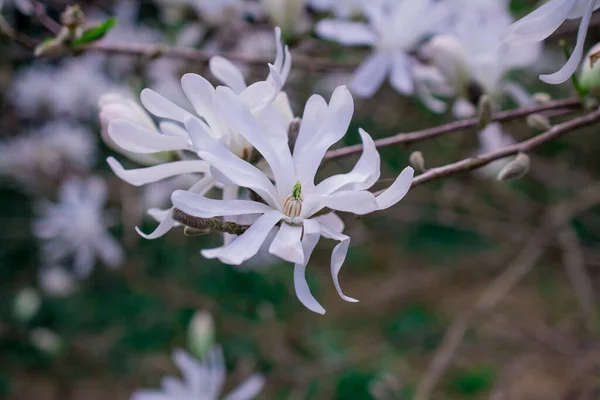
(108, 119, 190, 154)
(240, 76, 279, 111)
(147, 208, 171, 222)
(314, 212, 344, 233)
(316, 19, 377, 46)
(452, 98, 476, 119)
(130, 390, 168, 400)
(180, 73, 223, 132)
(294, 94, 328, 157)
(304, 190, 378, 217)
(140, 89, 194, 122)
(389, 53, 414, 95)
(209, 56, 247, 93)
(269, 223, 304, 264)
(375, 166, 414, 210)
(319, 223, 357, 303)
(159, 121, 189, 138)
(172, 190, 272, 218)
(107, 157, 209, 186)
(505, 0, 576, 43)
(201, 210, 284, 265)
(222, 375, 265, 400)
(540, 0, 595, 84)
(136, 214, 177, 240)
(502, 82, 533, 107)
(73, 244, 95, 278)
(350, 52, 391, 98)
(293, 219, 326, 314)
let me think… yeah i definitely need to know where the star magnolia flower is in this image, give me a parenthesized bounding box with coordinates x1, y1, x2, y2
(132, 347, 264, 400)
(505, 0, 600, 84)
(315, 0, 451, 97)
(171, 86, 414, 314)
(33, 177, 124, 277)
(106, 28, 291, 241)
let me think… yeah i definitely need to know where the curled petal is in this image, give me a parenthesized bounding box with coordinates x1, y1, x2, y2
(108, 119, 190, 154)
(107, 157, 209, 186)
(319, 223, 357, 303)
(269, 223, 304, 264)
(375, 166, 414, 210)
(293, 219, 326, 314)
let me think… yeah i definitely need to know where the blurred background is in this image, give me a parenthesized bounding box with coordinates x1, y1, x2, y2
(2, 0, 600, 399)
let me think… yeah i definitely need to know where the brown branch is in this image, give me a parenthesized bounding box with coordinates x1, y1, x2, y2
(325, 98, 582, 161)
(411, 108, 600, 188)
(171, 208, 250, 235)
(31, 0, 61, 35)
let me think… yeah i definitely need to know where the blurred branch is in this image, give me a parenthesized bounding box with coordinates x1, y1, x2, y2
(411, 108, 600, 188)
(413, 182, 600, 400)
(0, 16, 38, 49)
(324, 98, 582, 161)
(31, 0, 61, 34)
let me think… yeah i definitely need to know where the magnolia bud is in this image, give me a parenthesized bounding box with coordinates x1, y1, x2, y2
(579, 42, 600, 93)
(34, 38, 67, 57)
(477, 95, 493, 131)
(532, 92, 552, 104)
(188, 310, 214, 359)
(261, 0, 306, 38)
(13, 287, 41, 322)
(526, 114, 552, 131)
(420, 35, 472, 94)
(497, 153, 530, 181)
(409, 151, 426, 172)
(30, 328, 63, 356)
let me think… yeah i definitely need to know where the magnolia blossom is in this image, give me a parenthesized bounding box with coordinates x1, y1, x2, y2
(316, 0, 451, 97)
(106, 28, 291, 242)
(505, 0, 600, 84)
(171, 86, 413, 314)
(132, 347, 264, 400)
(33, 177, 124, 277)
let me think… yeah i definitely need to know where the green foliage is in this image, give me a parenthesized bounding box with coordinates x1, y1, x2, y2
(385, 304, 445, 355)
(446, 367, 496, 397)
(71, 17, 117, 47)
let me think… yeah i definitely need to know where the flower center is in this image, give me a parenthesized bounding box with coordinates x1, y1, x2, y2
(283, 181, 303, 218)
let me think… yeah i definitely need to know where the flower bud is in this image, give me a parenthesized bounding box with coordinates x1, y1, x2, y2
(526, 114, 552, 131)
(30, 328, 63, 356)
(39, 266, 77, 297)
(497, 153, 530, 181)
(477, 95, 493, 131)
(13, 287, 41, 322)
(579, 42, 600, 93)
(188, 310, 214, 359)
(532, 92, 552, 104)
(261, 0, 306, 38)
(420, 35, 472, 95)
(409, 151, 426, 172)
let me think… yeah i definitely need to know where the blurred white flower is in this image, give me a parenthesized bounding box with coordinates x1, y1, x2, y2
(505, 0, 600, 84)
(33, 177, 124, 278)
(30, 328, 63, 356)
(38, 266, 78, 297)
(261, 0, 308, 37)
(13, 287, 41, 322)
(0, 0, 33, 15)
(154, 0, 245, 25)
(171, 86, 414, 314)
(132, 347, 264, 400)
(316, 0, 451, 97)
(475, 123, 516, 178)
(0, 121, 96, 189)
(307, 0, 363, 18)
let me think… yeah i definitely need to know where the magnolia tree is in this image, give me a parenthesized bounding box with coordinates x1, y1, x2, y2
(2, 0, 600, 399)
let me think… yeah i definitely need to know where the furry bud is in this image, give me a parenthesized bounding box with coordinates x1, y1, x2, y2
(526, 114, 552, 131)
(409, 151, 426, 172)
(497, 153, 530, 181)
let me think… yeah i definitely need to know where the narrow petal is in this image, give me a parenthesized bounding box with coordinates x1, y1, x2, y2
(505, 0, 576, 43)
(304, 190, 378, 217)
(73, 244, 95, 278)
(319, 223, 357, 303)
(293, 218, 326, 314)
(389, 53, 414, 95)
(209, 56, 247, 93)
(107, 157, 209, 186)
(108, 119, 190, 154)
(222, 375, 265, 400)
(315, 20, 376, 46)
(315, 212, 345, 233)
(180, 73, 224, 132)
(350, 52, 391, 98)
(140, 89, 194, 122)
(375, 166, 414, 210)
(293, 94, 328, 157)
(502, 82, 533, 107)
(269, 223, 304, 264)
(201, 210, 284, 265)
(171, 190, 272, 218)
(540, 0, 595, 84)
(136, 214, 177, 240)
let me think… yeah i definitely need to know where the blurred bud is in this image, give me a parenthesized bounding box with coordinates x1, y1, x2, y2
(477, 95, 493, 131)
(184, 226, 211, 236)
(532, 92, 552, 104)
(420, 35, 472, 95)
(38, 266, 77, 297)
(584, 96, 599, 110)
(34, 38, 67, 57)
(13, 287, 41, 322)
(409, 151, 426, 172)
(261, 0, 306, 38)
(526, 114, 552, 131)
(188, 310, 214, 359)
(98, 93, 174, 166)
(30, 328, 63, 356)
(61, 5, 86, 29)
(579, 42, 600, 93)
(497, 153, 530, 181)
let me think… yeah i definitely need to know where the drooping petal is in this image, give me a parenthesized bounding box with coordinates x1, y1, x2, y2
(375, 166, 414, 210)
(209, 56, 248, 93)
(222, 375, 265, 400)
(136, 214, 177, 240)
(171, 190, 272, 218)
(540, 0, 595, 84)
(108, 119, 190, 154)
(293, 219, 326, 314)
(140, 89, 195, 122)
(107, 157, 209, 186)
(349, 51, 391, 98)
(269, 223, 304, 264)
(201, 210, 284, 265)
(315, 19, 377, 46)
(319, 223, 357, 303)
(389, 53, 415, 95)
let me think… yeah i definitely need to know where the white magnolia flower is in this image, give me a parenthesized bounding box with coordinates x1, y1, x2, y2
(132, 347, 264, 400)
(316, 0, 451, 97)
(0, 121, 96, 189)
(475, 123, 516, 178)
(308, 0, 363, 18)
(505, 0, 600, 84)
(38, 266, 78, 297)
(33, 177, 124, 277)
(171, 86, 414, 314)
(107, 28, 291, 241)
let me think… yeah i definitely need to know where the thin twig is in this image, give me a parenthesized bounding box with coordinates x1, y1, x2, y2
(31, 0, 61, 35)
(324, 98, 582, 161)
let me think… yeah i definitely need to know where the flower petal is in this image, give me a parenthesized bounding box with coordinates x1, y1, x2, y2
(505, 0, 576, 43)
(350, 51, 391, 98)
(201, 210, 284, 265)
(180, 73, 224, 133)
(140, 89, 195, 122)
(319, 223, 357, 303)
(209, 56, 248, 93)
(375, 166, 414, 210)
(108, 119, 190, 154)
(222, 375, 265, 400)
(314, 212, 345, 233)
(293, 94, 328, 157)
(269, 223, 304, 264)
(293, 218, 326, 314)
(94, 232, 124, 267)
(73, 244, 95, 278)
(172, 190, 272, 218)
(389, 53, 414, 95)
(136, 214, 177, 240)
(304, 190, 378, 217)
(315, 20, 376, 46)
(107, 157, 209, 186)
